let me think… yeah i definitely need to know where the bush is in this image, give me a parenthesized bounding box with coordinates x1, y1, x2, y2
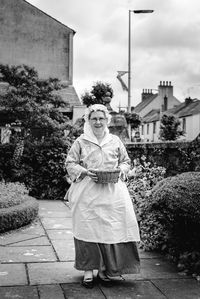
(0, 181, 39, 233)
(20, 139, 70, 200)
(127, 155, 166, 225)
(141, 172, 200, 276)
(0, 137, 71, 200)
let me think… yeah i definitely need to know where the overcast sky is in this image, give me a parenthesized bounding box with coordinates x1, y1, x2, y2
(28, 0, 200, 111)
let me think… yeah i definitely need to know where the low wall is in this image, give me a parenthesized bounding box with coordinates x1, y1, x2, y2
(125, 139, 200, 176)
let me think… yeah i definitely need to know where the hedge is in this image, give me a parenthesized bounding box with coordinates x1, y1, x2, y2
(0, 197, 39, 234)
(139, 172, 200, 275)
(0, 181, 39, 233)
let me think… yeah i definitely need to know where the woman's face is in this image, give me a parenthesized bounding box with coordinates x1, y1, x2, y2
(89, 110, 108, 136)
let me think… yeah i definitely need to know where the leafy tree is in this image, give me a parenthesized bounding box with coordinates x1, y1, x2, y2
(124, 112, 141, 129)
(81, 81, 113, 107)
(0, 64, 69, 139)
(159, 113, 185, 141)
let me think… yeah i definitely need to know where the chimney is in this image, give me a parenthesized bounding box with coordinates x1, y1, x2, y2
(185, 97, 193, 106)
(158, 81, 173, 98)
(141, 88, 153, 101)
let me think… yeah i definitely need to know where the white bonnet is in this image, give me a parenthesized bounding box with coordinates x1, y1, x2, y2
(84, 104, 111, 124)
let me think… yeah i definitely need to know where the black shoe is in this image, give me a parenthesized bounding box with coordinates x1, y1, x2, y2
(97, 274, 113, 287)
(81, 278, 94, 289)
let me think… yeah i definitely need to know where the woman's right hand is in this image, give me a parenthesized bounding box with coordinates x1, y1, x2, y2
(87, 169, 98, 182)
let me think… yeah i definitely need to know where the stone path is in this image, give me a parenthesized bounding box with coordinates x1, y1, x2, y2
(0, 200, 200, 298)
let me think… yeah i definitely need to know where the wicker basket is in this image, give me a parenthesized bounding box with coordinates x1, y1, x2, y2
(94, 169, 120, 184)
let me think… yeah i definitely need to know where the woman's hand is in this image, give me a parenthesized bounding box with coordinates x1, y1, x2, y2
(87, 169, 98, 182)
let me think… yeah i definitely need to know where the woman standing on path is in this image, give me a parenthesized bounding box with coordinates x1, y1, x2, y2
(65, 104, 140, 288)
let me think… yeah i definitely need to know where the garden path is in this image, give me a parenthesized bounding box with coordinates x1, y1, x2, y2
(0, 200, 199, 298)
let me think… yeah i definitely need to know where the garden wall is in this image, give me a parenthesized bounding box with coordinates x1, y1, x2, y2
(126, 139, 200, 176)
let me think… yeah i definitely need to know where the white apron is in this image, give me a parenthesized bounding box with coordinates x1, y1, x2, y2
(65, 131, 140, 244)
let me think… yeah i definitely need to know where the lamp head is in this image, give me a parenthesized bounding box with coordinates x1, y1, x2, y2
(133, 10, 154, 13)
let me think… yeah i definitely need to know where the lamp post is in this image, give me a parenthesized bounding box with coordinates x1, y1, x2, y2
(128, 9, 154, 113)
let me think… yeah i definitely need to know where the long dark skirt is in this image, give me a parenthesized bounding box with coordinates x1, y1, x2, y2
(74, 238, 140, 276)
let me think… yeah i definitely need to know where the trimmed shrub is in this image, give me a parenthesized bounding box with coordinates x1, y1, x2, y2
(0, 182, 39, 233)
(0, 181, 29, 208)
(140, 172, 200, 275)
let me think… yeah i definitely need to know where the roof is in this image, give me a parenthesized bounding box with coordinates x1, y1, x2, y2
(0, 83, 81, 111)
(57, 86, 81, 110)
(134, 93, 158, 113)
(142, 109, 160, 123)
(23, 0, 76, 34)
(142, 98, 200, 124)
(165, 98, 200, 118)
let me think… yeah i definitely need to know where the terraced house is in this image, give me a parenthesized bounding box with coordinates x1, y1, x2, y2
(132, 81, 200, 142)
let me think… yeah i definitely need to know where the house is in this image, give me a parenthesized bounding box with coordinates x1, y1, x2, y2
(134, 81, 180, 118)
(132, 81, 182, 142)
(133, 82, 200, 142)
(140, 97, 200, 142)
(0, 0, 80, 119)
(163, 97, 200, 141)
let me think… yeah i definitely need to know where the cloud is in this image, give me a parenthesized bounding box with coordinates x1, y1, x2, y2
(27, 0, 200, 109)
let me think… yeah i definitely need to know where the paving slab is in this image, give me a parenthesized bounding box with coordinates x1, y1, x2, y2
(46, 229, 73, 240)
(51, 239, 75, 261)
(139, 249, 163, 259)
(38, 284, 65, 299)
(0, 246, 57, 262)
(62, 283, 105, 298)
(28, 261, 80, 285)
(19, 221, 46, 235)
(0, 233, 44, 246)
(0, 224, 45, 246)
(40, 218, 72, 230)
(0, 286, 39, 299)
(99, 280, 166, 299)
(152, 278, 200, 299)
(123, 258, 181, 281)
(8, 236, 51, 246)
(40, 210, 72, 218)
(0, 264, 27, 286)
(140, 258, 181, 279)
(39, 201, 68, 211)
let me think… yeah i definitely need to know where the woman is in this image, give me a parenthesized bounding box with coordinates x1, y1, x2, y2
(65, 104, 140, 288)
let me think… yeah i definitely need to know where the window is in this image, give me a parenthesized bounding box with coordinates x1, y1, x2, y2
(164, 95, 168, 111)
(153, 122, 156, 133)
(182, 118, 186, 132)
(147, 124, 149, 134)
(141, 125, 144, 135)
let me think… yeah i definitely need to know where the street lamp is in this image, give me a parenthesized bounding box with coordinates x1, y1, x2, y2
(128, 9, 154, 113)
